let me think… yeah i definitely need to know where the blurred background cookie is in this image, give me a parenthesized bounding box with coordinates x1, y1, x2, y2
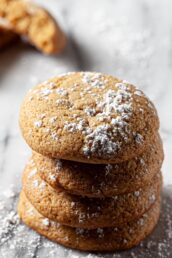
(0, 0, 66, 54)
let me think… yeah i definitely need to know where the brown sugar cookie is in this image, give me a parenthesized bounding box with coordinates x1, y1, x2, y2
(22, 161, 162, 229)
(32, 134, 164, 198)
(0, 0, 66, 54)
(18, 191, 161, 252)
(19, 72, 159, 164)
(0, 24, 18, 49)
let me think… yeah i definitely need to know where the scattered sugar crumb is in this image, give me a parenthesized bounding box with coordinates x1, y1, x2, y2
(42, 218, 50, 227)
(134, 191, 140, 197)
(0, 176, 171, 258)
(28, 168, 37, 178)
(34, 120, 42, 128)
(33, 179, 39, 187)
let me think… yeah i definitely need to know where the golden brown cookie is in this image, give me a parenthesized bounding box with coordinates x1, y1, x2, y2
(0, 24, 18, 49)
(0, 0, 66, 54)
(19, 72, 159, 164)
(32, 134, 164, 198)
(18, 191, 161, 252)
(22, 161, 162, 229)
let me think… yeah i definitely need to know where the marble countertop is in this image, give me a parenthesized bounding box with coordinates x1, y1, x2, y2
(0, 0, 172, 257)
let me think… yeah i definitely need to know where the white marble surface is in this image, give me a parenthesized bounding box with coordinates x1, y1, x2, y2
(0, 0, 172, 257)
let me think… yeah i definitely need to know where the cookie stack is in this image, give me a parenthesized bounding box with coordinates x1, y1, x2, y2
(18, 72, 163, 251)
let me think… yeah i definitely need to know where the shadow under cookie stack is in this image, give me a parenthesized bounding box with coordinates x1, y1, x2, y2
(18, 72, 164, 252)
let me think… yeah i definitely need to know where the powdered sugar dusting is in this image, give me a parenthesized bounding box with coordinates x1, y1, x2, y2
(28, 168, 37, 178)
(134, 191, 140, 197)
(48, 173, 57, 182)
(81, 82, 134, 158)
(82, 72, 105, 88)
(0, 187, 171, 257)
(34, 120, 42, 128)
(64, 118, 88, 133)
(56, 88, 68, 96)
(42, 218, 50, 227)
(134, 133, 144, 144)
(149, 194, 156, 204)
(84, 107, 96, 116)
(26, 71, 156, 160)
(40, 88, 52, 97)
(49, 116, 57, 124)
(56, 160, 62, 170)
(0, 210, 20, 245)
(83, 124, 121, 157)
(33, 179, 39, 187)
(62, 78, 137, 158)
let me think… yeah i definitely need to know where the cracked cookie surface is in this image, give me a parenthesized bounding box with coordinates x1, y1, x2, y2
(32, 133, 164, 197)
(18, 191, 161, 252)
(19, 72, 159, 163)
(22, 162, 162, 229)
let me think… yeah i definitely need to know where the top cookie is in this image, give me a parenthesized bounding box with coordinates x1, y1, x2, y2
(0, 0, 66, 54)
(19, 72, 159, 164)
